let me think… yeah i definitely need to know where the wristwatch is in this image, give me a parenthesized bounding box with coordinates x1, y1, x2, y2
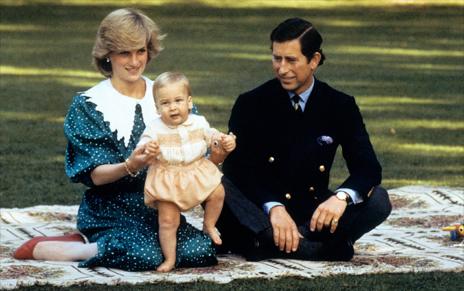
(335, 191, 351, 204)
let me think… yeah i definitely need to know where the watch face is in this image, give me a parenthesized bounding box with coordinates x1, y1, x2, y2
(336, 192, 348, 201)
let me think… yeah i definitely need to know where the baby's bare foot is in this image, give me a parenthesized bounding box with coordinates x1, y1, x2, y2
(205, 227, 222, 245)
(156, 260, 175, 272)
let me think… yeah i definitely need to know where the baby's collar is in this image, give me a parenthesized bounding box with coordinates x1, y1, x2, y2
(165, 114, 194, 129)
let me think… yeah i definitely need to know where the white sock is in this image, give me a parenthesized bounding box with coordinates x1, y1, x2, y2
(33, 241, 98, 261)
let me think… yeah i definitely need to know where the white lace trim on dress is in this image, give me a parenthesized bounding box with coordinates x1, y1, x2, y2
(84, 77, 158, 146)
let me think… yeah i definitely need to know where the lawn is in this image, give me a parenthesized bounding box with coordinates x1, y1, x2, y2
(0, 0, 463, 290)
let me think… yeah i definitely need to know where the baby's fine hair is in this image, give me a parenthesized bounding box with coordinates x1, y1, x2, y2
(153, 72, 192, 100)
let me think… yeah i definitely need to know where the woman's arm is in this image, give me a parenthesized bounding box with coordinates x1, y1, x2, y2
(90, 163, 130, 186)
(90, 145, 158, 186)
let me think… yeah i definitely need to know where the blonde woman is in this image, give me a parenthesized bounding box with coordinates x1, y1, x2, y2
(13, 8, 222, 271)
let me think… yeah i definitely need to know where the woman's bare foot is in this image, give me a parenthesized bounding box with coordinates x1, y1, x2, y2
(156, 260, 175, 272)
(204, 227, 222, 245)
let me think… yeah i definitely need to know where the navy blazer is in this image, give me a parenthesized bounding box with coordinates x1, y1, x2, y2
(222, 78, 382, 225)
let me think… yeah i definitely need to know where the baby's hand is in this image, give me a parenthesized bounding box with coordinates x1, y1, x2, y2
(220, 132, 236, 153)
(144, 140, 160, 158)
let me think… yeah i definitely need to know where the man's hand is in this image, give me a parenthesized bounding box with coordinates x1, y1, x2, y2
(220, 132, 236, 153)
(310, 195, 347, 233)
(209, 137, 227, 165)
(269, 206, 301, 253)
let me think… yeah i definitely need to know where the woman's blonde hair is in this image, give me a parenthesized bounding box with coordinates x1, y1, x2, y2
(92, 8, 164, 77)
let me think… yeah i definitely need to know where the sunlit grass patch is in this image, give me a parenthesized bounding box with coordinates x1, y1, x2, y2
(3, 0, 464, 7)
(332, 45, 464, 58)
(191, 96, 234, 106)
(398, 143, 464, 154)
(358, 96, 456, 105)
(0, 65, 101, 78)
(0, 23, 46, 32)
(371, 119, 464, 130)
(0, 110, 64, 123)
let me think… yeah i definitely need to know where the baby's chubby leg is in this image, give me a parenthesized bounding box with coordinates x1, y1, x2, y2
(157, 201, 181, 272)
(203, 184, 225, 245)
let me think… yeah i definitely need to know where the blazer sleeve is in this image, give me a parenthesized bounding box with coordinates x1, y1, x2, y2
(337, 96, 382, 199)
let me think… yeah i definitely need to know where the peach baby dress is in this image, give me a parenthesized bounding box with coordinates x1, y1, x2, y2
(138, 114, 223, 211)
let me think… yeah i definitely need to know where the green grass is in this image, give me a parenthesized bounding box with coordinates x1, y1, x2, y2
(1, 1, 463, 290)
(14, 271, 464, 290)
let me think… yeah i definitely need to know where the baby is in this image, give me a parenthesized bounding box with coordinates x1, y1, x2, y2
(138, 72, 235, 272)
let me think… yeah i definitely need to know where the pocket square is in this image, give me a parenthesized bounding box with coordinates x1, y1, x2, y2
(317, 135, 333, 145)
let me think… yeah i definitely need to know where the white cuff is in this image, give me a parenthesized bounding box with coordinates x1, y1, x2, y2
(336, 188, 363, 204)
(263, 201, 283, 215)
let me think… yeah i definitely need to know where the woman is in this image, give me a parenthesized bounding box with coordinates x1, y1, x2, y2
(13, 8, 222, 271)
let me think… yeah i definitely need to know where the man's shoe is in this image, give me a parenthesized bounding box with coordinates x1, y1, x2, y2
(321, 240, 354, 261)
(243, 227, 277, 261)
(245, 227, 325, 261)
(297, 225, 354, 261)
(287, 238, 325, 260)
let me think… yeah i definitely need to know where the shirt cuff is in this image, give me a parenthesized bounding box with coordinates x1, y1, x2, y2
(263, 201, 284, 215)
(336, 188, 363, 205)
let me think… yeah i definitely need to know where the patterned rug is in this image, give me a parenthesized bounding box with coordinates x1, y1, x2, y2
(1, 186, 463, 289)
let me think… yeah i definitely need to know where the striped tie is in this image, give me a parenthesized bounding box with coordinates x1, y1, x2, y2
(292, 95, 302, 113)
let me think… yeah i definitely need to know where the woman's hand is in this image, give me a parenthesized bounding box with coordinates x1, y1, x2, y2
(143, 140, 160, 164)
(91, 144, 158, 186)
(127, 143, 159, 171)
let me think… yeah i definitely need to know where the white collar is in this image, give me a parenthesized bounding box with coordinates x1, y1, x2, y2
(165, 114, 195, 129)
(288, 76, 315, 104)
(84, 76, 157, 146)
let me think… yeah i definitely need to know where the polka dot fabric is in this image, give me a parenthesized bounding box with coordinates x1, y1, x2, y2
(63, 93, 217, 271)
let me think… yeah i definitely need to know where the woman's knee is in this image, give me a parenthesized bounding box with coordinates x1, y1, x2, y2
(178, 238, 217, 267)
(96, 234, 163, 271)
(125, 249, 163, 271)
(177, 225, 217, 267)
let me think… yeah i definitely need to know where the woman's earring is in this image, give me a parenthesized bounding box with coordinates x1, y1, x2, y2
(106, 58, 110, 63)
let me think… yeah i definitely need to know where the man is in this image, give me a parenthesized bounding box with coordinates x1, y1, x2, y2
(217, 18, 392, 261)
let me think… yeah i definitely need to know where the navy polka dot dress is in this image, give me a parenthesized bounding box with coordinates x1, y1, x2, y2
(64, 91, 216, 271)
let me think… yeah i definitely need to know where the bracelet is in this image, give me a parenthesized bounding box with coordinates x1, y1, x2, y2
(124, 159, 139, 177)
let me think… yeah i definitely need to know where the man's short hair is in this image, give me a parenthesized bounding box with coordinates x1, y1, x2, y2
(270, 17, 325, 65)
